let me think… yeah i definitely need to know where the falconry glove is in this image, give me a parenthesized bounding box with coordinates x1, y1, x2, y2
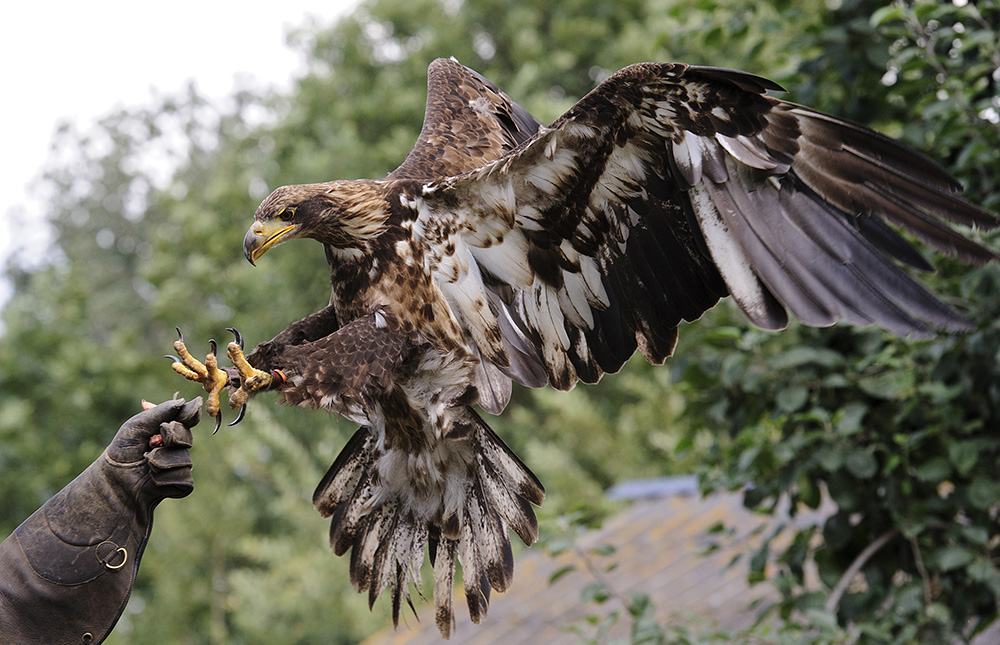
(0, 397, 201, 644)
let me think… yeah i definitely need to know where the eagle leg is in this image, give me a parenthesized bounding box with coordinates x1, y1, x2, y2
(167, 327, 230, 433)
(225, 328, 280, 413)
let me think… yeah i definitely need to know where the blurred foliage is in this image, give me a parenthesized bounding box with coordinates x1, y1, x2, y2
(1, 0, 998, 643)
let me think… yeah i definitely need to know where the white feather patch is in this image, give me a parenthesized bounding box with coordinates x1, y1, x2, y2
(591, 143, 648, 202)
(561, 121, 598, 139)
(438, 245, 507, 365)
(672, 132, 703, 186)
(469, 229, 534, 287)
(689, 184, 773, 324)
(536, 285, 570, 351)
(716, 133, 787, 172)
(523, 146, 577, 195)
(470, 180, 517, 228)
(579, 255, 610, 308)
(557, 269, 595, 329)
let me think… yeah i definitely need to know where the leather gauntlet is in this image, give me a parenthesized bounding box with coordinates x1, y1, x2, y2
(0, 397, 200, 644)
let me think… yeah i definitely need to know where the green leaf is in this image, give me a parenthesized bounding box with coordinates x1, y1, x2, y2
(845, 448, 878, 479)
(815, 445, 844, 472)
(589, 543, 616, 557)
(967, 560, 1000, 596)
(548, 565, 576, 585)
(545, 538, 574, 557)
(776, 385, 809, 413)
(894, 584, 925, 616)
(803, 607, 839, 630)
(749, 545, 769, 584)
(798, 474, 822, 509)
(626, 591, 652, 618)
(768, 346, 844, 369)
(960, 525, 990, 546)
(858, 369, 915, 399)
(870, 4, 905, 26)
(934, 545, 974, 571)
(737, 445, 762, 473)
(948, 441, 980, 476)
(581, 581, 611, 605)
(835, 402, 868, 436)
(967, 560, 995, 582)
(915, 457, 952, 482)
(968, 477, 1000, 510)
(926, 602, 952, 625)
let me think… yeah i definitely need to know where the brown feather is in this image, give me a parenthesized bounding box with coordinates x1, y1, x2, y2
(389, 58, 541, 180)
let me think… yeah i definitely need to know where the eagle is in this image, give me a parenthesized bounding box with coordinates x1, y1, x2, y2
(170, 58, 997, 637)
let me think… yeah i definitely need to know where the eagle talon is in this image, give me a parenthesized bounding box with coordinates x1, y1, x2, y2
(168, 327, 230, 425)
(227, 327, 245, 350)
(228, 404, 247, 427)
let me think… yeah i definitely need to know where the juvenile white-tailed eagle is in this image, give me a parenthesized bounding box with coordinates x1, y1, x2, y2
(170, 58, 997, 637)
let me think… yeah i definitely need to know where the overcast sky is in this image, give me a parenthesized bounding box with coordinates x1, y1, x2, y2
(0, 0, 358, 305)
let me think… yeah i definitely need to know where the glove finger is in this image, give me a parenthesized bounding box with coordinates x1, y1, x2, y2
(110, 399, 188, 462)
(150, 465, 193, 485)
(150, 468, 194, 498)
(147, 446, 193, 471)
(128, 398, 186, 429)
(177, 397, 203, 428)
(159, 421, 194, 449)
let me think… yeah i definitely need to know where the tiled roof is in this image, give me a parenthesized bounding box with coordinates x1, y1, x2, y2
(363, 477, 1000, 644)
(365, 480, 779, 644)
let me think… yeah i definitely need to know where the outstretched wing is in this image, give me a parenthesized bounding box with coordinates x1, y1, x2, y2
(388, 58, 542, 181)
(321, 58, 543, 308)
(415, 62, 997, 393)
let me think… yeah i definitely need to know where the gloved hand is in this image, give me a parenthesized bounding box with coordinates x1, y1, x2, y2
(108, 397, 199, 505)
(0, 397, 202, 644)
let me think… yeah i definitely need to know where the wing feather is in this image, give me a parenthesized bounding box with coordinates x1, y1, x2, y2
(413, 62, 996, 392)
(388, 58, 542, 181)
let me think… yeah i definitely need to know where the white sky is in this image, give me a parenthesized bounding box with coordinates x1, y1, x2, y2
(0, 0, 359, 306)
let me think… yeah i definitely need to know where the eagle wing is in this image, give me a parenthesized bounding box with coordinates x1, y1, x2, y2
(387, 58, 541, 181)
(317, 58, 542, 329)
(415, 62, 998, 393)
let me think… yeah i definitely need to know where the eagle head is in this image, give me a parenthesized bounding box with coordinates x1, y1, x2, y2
(244, 180, 389, 265)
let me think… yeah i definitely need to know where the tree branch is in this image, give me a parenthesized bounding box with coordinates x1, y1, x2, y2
(910, 536, 933, 605)
(825, 529, 900, 613)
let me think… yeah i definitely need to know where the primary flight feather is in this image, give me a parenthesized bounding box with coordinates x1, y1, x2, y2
(171, 58, 997, 637)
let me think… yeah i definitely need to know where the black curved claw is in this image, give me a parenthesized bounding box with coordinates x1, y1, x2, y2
(226, 327, 244, 350)
(163, 354, 181, 363)
(209, 339, 218, 357)
(228, 404, 247, 426)
(213, 413, 222, 435)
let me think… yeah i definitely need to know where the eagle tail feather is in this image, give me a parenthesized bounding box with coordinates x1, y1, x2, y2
(313, 410, 544, 638)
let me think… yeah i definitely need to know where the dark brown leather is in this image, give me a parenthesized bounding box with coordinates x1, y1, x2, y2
(0, 398, 201, 644)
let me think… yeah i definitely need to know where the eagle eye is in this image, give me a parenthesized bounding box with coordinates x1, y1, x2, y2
(277, 207, 295, 222)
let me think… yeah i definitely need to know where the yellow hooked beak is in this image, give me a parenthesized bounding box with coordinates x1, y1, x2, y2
(243, 221, 296, 265)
